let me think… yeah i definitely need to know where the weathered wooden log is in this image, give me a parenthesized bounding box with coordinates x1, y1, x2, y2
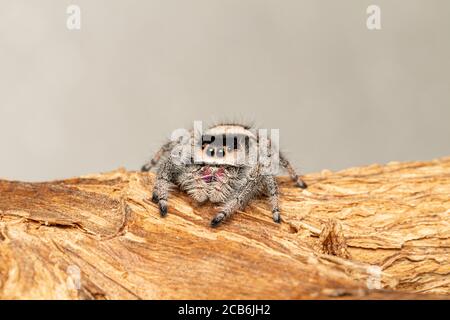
(0, 157, 449, 299)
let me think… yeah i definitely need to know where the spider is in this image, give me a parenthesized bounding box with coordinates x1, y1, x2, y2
(141, 123, 307, 227)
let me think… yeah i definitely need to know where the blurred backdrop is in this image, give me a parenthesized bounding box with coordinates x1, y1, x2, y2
(0, 0, 449, 181)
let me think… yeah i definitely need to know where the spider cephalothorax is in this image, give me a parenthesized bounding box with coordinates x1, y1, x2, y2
(141, 123, 307, 227)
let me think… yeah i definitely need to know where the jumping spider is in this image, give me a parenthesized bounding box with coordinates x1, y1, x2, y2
(141, 123, 307, 227)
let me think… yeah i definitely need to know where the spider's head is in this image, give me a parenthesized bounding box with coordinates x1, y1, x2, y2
(195, 125, 256, 167)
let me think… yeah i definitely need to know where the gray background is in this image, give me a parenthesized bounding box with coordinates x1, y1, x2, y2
(1, 0, 449, 181)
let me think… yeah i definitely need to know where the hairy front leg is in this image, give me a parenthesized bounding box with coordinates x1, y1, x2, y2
(152, 178, 170, 216)
(151, 156, 176, 217)
(262, 175, 281, 223)
(211, 166, 262, 227)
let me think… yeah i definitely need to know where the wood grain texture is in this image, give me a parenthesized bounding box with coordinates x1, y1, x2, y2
(0, 157, 449, 299)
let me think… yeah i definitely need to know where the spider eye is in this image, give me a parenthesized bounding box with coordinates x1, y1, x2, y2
(206, 147, 215, 157)
(217, 147, 226, 158)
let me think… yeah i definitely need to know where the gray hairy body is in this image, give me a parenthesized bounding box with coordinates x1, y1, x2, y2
(143, 123, 306, 227)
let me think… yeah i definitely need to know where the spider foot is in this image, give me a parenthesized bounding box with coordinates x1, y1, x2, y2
(159, 201, 168, 217)
(296, 179, 308, 189)
(211, 212, 226, 227)
(272, 210, 281, 223)
(151, 191, 159, 204)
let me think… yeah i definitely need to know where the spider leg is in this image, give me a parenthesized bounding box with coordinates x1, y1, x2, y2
(211, 165, 262, 227)
(141, 141, 175, 172)
(279, 153, 308, 189)
(152, 156, 176, 217)
(262, 175, 281, 223)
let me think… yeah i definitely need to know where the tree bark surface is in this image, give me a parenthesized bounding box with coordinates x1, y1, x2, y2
(0, 157, 449, 299)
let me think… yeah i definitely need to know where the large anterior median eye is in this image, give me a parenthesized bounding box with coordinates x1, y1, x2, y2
(206, 147, 215, 157)
(216, 147, 226, 158)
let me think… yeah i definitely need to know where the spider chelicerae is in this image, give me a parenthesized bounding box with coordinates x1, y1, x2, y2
(141, 123, 307, 227)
